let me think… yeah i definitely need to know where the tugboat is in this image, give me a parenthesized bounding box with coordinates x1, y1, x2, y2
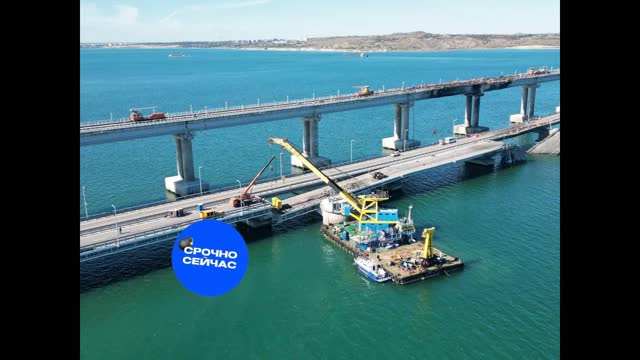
(354, 256, 390, 282)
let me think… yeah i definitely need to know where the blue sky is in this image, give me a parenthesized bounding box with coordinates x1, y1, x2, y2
(80, 0, 560, 42)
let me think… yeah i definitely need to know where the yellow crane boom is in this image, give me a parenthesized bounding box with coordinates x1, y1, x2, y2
(268, 137, 361, 210)
(268, 137, 396, 229)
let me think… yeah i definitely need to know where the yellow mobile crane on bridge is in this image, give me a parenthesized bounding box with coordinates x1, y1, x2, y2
(354, 85, 374, 97)
(268, 137, 398, 231)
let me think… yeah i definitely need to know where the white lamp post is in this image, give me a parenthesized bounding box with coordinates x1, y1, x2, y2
(82, 186, 88, 219)
(236, 180, 243, 215)
(198, 166, 203, 196)
(350, 139, 355, 163)
(279, 150, 283, 179)
(453, 119, 457, 164)
(112, 204, 119, 247)
(404, 129, 408, 152)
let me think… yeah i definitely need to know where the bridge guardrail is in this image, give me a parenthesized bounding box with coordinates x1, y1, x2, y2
(81, 71, 559, 126)
(81, 204, 274, 254)
(80, 114, 558, 220)
(81, 115, 558, 253)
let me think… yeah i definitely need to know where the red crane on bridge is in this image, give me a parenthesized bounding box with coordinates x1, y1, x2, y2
(230, 155, 276, 207)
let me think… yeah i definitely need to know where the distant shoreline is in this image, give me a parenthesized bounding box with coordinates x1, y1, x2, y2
(82, 32, 559, 52)
(232, 45, 559, 52)
(82, 45, 559, 52)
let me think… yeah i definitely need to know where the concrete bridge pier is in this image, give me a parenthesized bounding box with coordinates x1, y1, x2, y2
(527, 84, 539, 119)
(382, 103, 420, 150)
(393, 104, 402, 139)
(454, 93, 489, 135)
(165, 132, 209, 196)
(291, 114, 332, 169)
(464, 95, 472, 127)
(511, 84, 540, 123)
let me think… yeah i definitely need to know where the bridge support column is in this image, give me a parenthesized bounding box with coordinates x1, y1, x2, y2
(527, 84, 539, 119)
(382, 103, 420, 150)
(174, 136, 184, 178)
(464, 95, 472, 127)
(165, 132, 209, 196)
(393, 104, 402, 140)
(181, 133, 195, 181)
(302, 118, 311, 156)
(309, 115, 319, 157)
(511, 85, 539, 123)
(454, 93, 489, 135)
(291, 114, 332, 169)
(471, 94, 482, 127)
(521, 87, 529, 116)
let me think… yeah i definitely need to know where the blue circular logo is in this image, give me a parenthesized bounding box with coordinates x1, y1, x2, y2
(172, 220, 249, 296)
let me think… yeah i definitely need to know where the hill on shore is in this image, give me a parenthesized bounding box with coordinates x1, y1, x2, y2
(81, 32, 559, 52)
(301, 32, 559, 51)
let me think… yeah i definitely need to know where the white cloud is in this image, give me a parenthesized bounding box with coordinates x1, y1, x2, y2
(81, 2, 206, 42)
(80, 3, 139, 28)
(81, 2, 143, 41)
(218, 0, 271, 9)
(160, 11, 178, 23)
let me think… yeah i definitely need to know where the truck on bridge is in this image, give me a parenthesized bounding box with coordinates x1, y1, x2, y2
(527, 67, 548, 76)
(130, 107, 166, 122)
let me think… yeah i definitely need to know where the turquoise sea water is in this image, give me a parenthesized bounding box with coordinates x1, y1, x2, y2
(80, 49, 559, 359)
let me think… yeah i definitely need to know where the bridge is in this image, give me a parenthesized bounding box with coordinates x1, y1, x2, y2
(80, 113, 559, 263)
(80, 70, 559, 196)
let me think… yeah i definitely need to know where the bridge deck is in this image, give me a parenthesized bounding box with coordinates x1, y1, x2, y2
(80, 114, 558, 253)
(80, 71, 559, 146)
(277, 140, 506, 219)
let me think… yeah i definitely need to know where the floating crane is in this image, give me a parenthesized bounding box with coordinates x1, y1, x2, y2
(268, 138, 398, 231)
(230, 155, 276, 208)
